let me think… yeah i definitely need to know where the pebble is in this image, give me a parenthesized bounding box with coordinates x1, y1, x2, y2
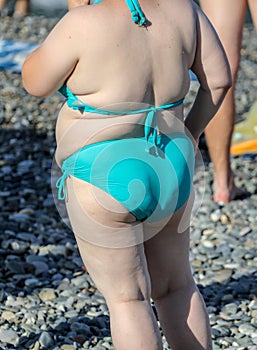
(0, 13, 257, 350)
(0, 329, 19, 346)
(39, 331, 54, 348)
(39, 288, 56, 301)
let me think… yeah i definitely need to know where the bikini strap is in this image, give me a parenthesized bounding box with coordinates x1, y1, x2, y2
(92, 0, 146, 25)
(125, 0, 147, 26)
(61, 85, 184, 114)
(144, 100, 184, 155)
(60, 85, 184, 156)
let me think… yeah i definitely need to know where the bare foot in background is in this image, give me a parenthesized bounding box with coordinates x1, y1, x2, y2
(213, 173, 249, 204)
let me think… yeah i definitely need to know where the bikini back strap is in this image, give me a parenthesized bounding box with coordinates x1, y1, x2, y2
(62, 85, 183, 115)
(61, 85, 184, 155)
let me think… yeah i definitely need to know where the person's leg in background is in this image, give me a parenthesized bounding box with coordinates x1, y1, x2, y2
(0, 0, 7, 14)
(0, 0, 29, 16)
(248, 0, 257, 30)
(200, 0, 247, 203)
(14, 0, 29, 16)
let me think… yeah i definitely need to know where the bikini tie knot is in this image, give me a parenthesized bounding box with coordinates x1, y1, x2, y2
(131, 10, 140, 24)
(144, 108, 159, 156)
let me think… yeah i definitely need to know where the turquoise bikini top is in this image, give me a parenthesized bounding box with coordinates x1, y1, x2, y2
(60, 0, 184, 154)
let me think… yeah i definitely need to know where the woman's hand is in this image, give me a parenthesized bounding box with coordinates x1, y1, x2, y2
(67, 0, 90, 10)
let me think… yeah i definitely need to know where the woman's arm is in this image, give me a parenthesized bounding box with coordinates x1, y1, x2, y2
(185, 3, 232, 141)
(22, 7, 87, 98)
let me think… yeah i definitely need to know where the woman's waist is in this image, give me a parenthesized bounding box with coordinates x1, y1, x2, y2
(56, 104, 185, 138)
(56, 106, 186, 165)
(56, 128, 146, 166)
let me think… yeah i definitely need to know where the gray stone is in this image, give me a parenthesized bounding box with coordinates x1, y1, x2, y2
(0, 329, 19, 345)
(238, 324, 257, 335)
(38, 331, 54, 348)
(39, 288, 56, 301)
(64, 310, 79, 319)
(31, 261, 49, 275)
(24, 278, 40, 288)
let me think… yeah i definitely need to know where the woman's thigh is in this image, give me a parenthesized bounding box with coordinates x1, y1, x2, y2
(75, 235, 151, 306)
(65, 175, 146, 248)
(64, 176, 151, 304)
(143, 194, 195, 300)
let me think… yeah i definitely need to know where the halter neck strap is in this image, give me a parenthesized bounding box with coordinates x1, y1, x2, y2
(125, 0, 146, 26)
(91, 0, 147, 26)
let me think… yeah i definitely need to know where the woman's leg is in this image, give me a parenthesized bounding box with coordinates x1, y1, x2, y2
(76, 237, 163, 350)
(64, 176, 163, 350)
(200, 0, 247, 203)
(144, 200, 212, 350)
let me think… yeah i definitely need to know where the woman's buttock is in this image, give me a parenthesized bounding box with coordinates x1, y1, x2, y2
(58, 132, 195, 222)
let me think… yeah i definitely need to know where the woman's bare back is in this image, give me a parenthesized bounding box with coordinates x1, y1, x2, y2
(65, 0, 196, 105)
(54, 0, 198, 161)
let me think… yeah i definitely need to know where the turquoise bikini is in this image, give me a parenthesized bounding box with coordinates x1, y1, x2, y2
(56, 0, 195, 222)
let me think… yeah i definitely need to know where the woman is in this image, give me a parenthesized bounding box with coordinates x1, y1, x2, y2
(22, 0, 231, 349)
(200, 0, 257, 203)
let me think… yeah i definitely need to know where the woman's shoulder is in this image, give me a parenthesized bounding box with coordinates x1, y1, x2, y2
(57, 4, 98, 26)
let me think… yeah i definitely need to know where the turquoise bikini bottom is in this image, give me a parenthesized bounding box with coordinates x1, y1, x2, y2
(56, 132, 195, 222)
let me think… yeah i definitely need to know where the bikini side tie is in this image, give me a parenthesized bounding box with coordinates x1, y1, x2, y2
(56, 168, 69, 200)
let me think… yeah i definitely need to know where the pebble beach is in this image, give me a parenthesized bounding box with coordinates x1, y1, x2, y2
(1, 13, 257, 350)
